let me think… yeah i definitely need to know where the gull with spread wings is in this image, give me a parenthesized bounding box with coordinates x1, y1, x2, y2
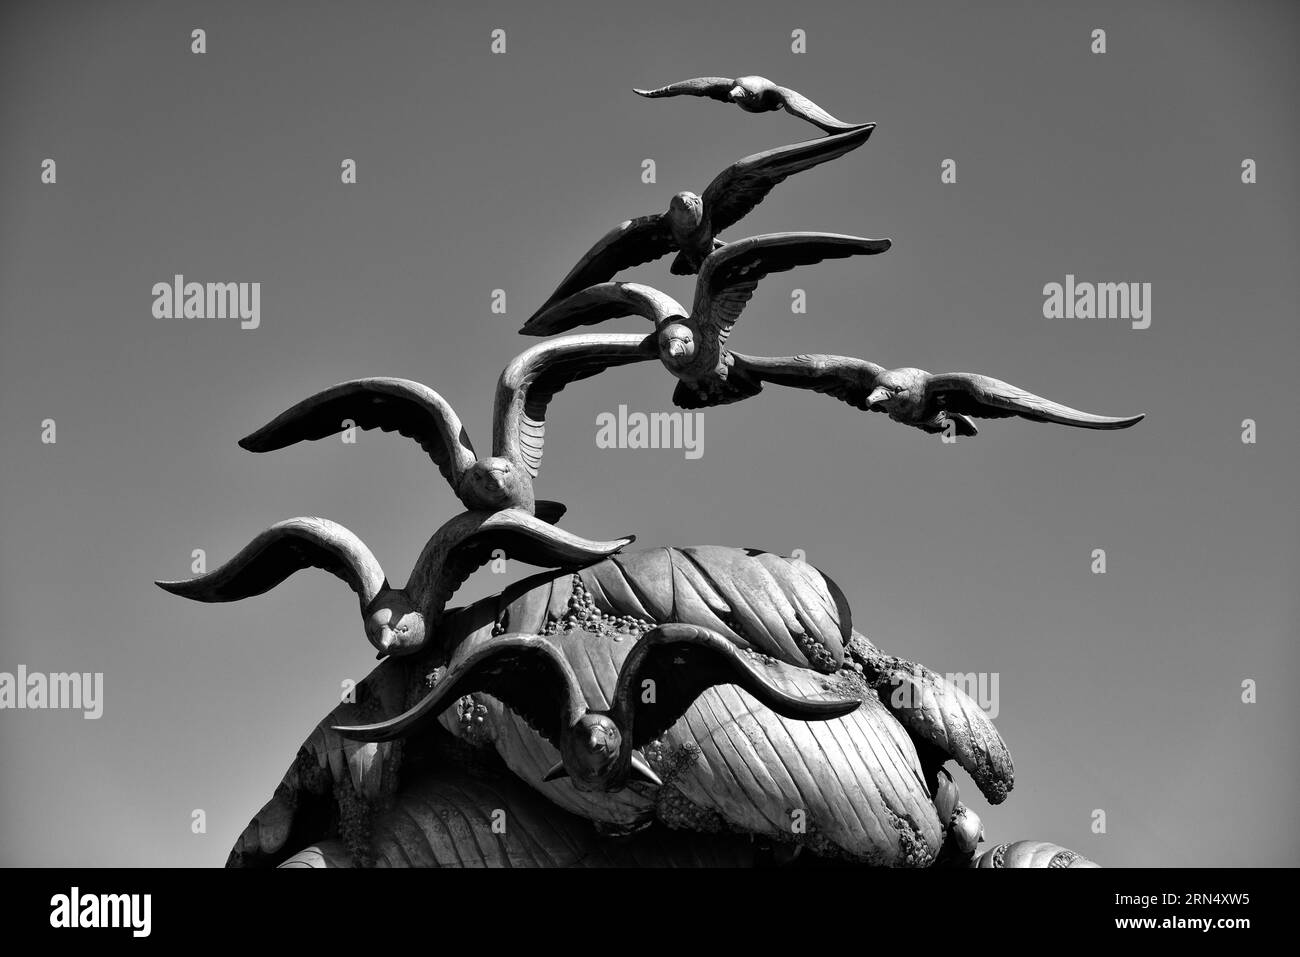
(335, 623, 860, 792)
(156, 510, 634, 659)
(633, 75, 866, 134)
(237, 334, 659, 518)
(158, 335, 663, 656)
(718, 352, 1146, 436)
(521, 232, 892, 407)
(524, 124, 874, 326)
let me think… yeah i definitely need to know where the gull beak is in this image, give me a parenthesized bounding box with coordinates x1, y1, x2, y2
(629, 751, 663, 787)
(728, 86, 745, 101)
(865, 387, 891, 409)
(666, 340, 687, 359)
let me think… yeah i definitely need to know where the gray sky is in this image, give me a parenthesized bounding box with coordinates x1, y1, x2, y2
(1, 0, 1296, 866)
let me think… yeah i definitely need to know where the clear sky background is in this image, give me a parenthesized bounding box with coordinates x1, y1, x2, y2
(1, 0, 1296, 867)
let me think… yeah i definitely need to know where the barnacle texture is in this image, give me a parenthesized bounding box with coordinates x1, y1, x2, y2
(847, 629, 1014, 804)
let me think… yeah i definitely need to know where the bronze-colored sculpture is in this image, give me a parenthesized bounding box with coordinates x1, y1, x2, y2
(634, 75, 867, 133)
(522, 233, 891, 405)
(161, 73, 1126, 868)
(524, 125, 874, 324)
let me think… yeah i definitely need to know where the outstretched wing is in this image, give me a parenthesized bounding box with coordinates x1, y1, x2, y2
(701, 125, 875, 235)
(691, 233, 892, 356)
(611, 623, 860, 749)
(632, 77, 735, 101)
(448, 509, 633, 570)
(408, 509, 635, 613)
(727, 352, 889, 411)
(238, 378, 478, 493)
(494, 333, 659, 477)
(519, 282, 684, 337)
(926, 373, 1145, 429)
(524, 216, 677, 326)
(155, 517, 386, 607)
(775, 85, 864, 133)
(334, 633, 585, 746)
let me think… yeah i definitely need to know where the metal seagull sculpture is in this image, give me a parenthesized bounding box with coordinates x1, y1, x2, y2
(521, 233, 892, 408)
(633, 75, 867, 134)
(334, 623, 860, 791)
(155, 508, 636, 660)
(523, 125, 874, 327)
(715, 352, 1146, 436)
(237, 333, 660, 519)
(156, 335, 667, 657)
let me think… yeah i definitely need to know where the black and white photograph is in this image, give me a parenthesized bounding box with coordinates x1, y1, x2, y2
(0, 0, 1293, 940)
